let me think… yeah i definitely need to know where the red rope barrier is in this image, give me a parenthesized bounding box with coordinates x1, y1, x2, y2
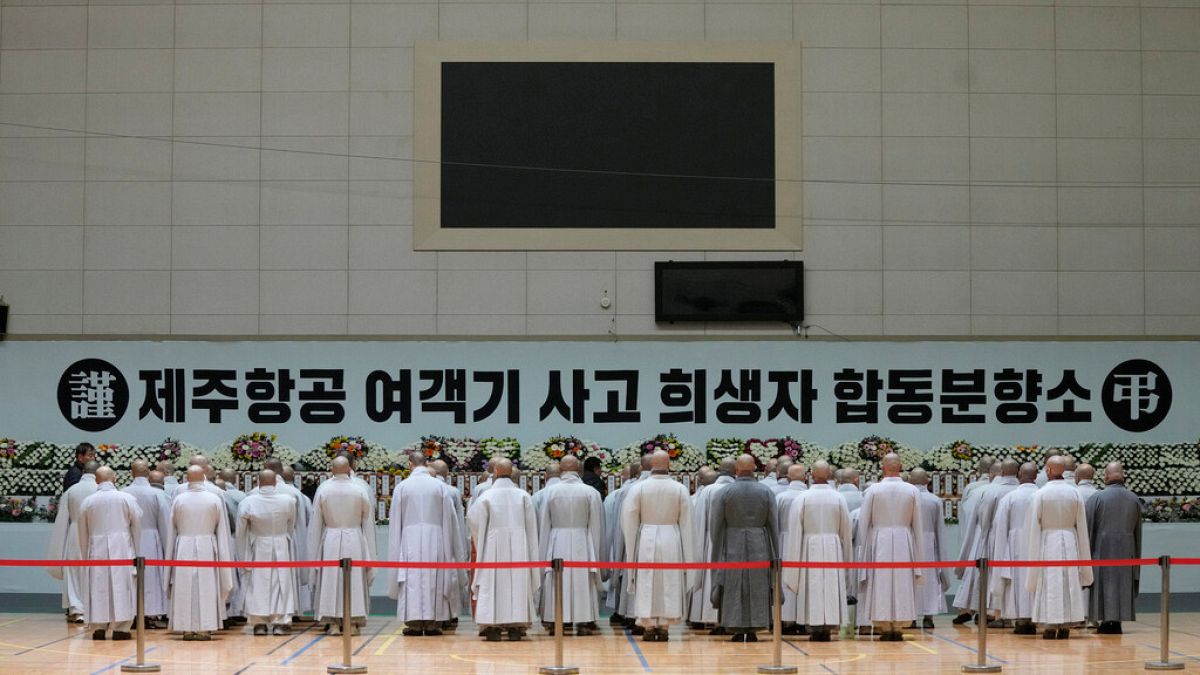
(144, 559, 341, 569)
(989, 558, 1158, 568)
(782, 560, 976, 570)
(1171, 558, 1200, 566)
(564, 561, 771, 570)
(357, 560, 550, 570)
(0, 559, 134, 567)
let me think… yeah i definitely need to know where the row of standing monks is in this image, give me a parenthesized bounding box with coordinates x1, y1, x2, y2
(47, 448, 1142, 644)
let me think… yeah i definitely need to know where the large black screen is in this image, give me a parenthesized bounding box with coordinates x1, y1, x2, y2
(655, 261, 803, 322)
(440, 61, 775, 229)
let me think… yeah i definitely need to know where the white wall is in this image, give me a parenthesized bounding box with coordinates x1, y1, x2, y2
(0, 1, 1197, 338)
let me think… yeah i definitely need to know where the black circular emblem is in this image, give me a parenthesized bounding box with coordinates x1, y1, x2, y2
(1101, 359, 1172, 433)
(56, 358, 129, 432)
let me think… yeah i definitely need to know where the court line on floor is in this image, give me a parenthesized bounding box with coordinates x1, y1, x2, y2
(622, 627, 651, 672)
(264, 622, 316, 656)
(903, 635, 938, 654)
(280, 634, 325, 666)
(10, 630, 85, 655)
(0, 618, 24, 629)
(373, 625, 405, 656)
(232, 662, 256, 675)
(923, 631, 1008, 664)
(1141, 643, 1200, 662)
(353, 619, 391, 656)
(89, 646, 158, 675)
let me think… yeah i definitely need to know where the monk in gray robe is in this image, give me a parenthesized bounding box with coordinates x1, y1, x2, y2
(1086, 462, 1142, 634)
(710, 454, 779, 642)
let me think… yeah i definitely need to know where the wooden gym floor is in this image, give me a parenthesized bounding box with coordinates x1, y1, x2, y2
(0, 612, 1196, 674)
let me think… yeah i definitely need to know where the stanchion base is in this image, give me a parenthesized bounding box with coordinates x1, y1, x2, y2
(538, 666, 580, 675)
(1145, 661, 1185, 670)
(757, 665, 799, 674)
(120, 665, 161, 673)
(327, 665, 368, 674)
(961, 665, 1002, 673)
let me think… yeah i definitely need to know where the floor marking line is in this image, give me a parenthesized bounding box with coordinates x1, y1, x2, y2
(1141, 643, 1200, 662)
(783, 638, 809, 656)
(89, 646, 158, 675)
(232, 661, 256, 675)
(903, 635, 938, 654)
(373, 625, 405, 656)
(622, 627, 652, 672)
(353, 619, 391, 656)
(10, 631, 82, 655)
(926, 630, 1009, 664)
(280, 634, 325, 666)
(265, 622, 316, 656)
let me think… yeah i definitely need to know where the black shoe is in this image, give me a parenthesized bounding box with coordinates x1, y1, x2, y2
(710, 626, 727, 636)
(643, 631, 656, 642)
(425, 628, 443, 637)
(810, 630, 831, 642)
(576, 626, 594, 636)
(1057, 628, 1070, 640)
(403, 627, 423, 636)
(987, 620, 1008, 629)
(1042, 629, 1057, 640)
(506, 628, 524, 641)
(923, 617, 935, 630)
(1013, 621, 1037, 635)
(952, 613, 972, 625)
(230, 616, 248, 625)
(609, 613, 624, 625)
(658, 629, 670, 642)
(748, 632, 759, 642)
(1097, 622, 1123, 635)
(796, 624, 808, 636)
(908, 621, 918, 629)
(112, 631, 132, 641)
(482, 627, 502, 642)
(782, 624, 802, 636)
(630, 625, 645, 636)
(92, 630, 106, 640)
(253, 624, 268, 636)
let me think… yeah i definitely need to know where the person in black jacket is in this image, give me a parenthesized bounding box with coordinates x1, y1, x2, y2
(581, 456, 607, 499)
(62, 442, 96, 492)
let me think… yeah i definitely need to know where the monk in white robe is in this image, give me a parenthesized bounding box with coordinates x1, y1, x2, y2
(909, 468, 948, 628)
(989, 462, 1039, 635)
(237, 469, 298, 635)
(279, 464, 314, 613)
(78, 467, 142, 640)
(618, 456, 656, 629)
(1073, 462, 1100, 627)
(157, 460, 181, 499)
(432, 459, 468, 630)
(955, 460, 1019, 624)
(47, 460, 99, 622)
(1025, 455, 1092, 640)
(387, 454, 463, 635)
(783, 461, 852, 642)
(836, 469, 864, 513)
(620, 450, 695, 642)
(775, 463, 808, 635)
(689, 460, 735, 632)
(168, 466, 235, 640)
(537, 456, 604, 635)
(122, 460, 172, 628)
(771, 457, 794, 495)
(310, 458, 375, 634)
(468, 459, 539, 641)
(856, 453, 926, 641)
(952, 458, 998, 624)
(601, 463, 638, 624)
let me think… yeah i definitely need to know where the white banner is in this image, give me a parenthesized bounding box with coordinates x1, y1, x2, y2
(0, 340, 1195, 448)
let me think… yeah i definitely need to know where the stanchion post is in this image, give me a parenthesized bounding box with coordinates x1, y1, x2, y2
(539, 559, 579, 675)
(121, 556, 160, 673)
(759, 559, 797, 675)
(1146, 556, 1184, 670)
(328, 558, 367, 675)
(963, 558, 1001, 674)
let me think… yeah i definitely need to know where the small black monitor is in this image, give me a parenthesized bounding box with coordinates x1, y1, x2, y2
(655, 261, 804, 323)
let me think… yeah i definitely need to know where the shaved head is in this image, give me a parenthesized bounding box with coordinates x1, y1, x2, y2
(188, 454, 208, 468)
(699, 467, 717, 486)
(763, 458, 778, 475)
(1001, 459, 1019, 477)
(776, 457, 793, 476)
(331, 456, 351, 475)
(882, 453, 902, 475)
(95, 466, 116, 484)
(718, 457, 736, 476)
(546, 461, 562, 478)
(155, 460, 174, 475)
(787, 463, 807, 482)
(1104, 462, 1125, 485)
(131, 459, 150, 477)
(811, 461, 832, 483)
(1075, 463, 1095, 482)
(560, 455, 581, 473)
(909, 467, 929, 486)
(148, 470, 164, 487)
(281, 465, 295, 482)
(977, 456, 995, 474)
(735, 454, 756, 476)
(641, 454, 654, 471)
(649, 450, 670, 471)
(220, 468, 237, 484)
(1018, 462, 1038, 483)
(83, 460, 100, 474)
(409, 452, 426, 467)
(1046, 455, 1066, 480)
(843, 468, 860, 487)
(263, 457, 284, 474)
(258, 469, 276, 487)
(431, 459, 449, 477)
(1064, 455, 1077, 472)
(493, 458, 514, 478)
(988, 463, 1002, 478)
(186, 465, 205, 484)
